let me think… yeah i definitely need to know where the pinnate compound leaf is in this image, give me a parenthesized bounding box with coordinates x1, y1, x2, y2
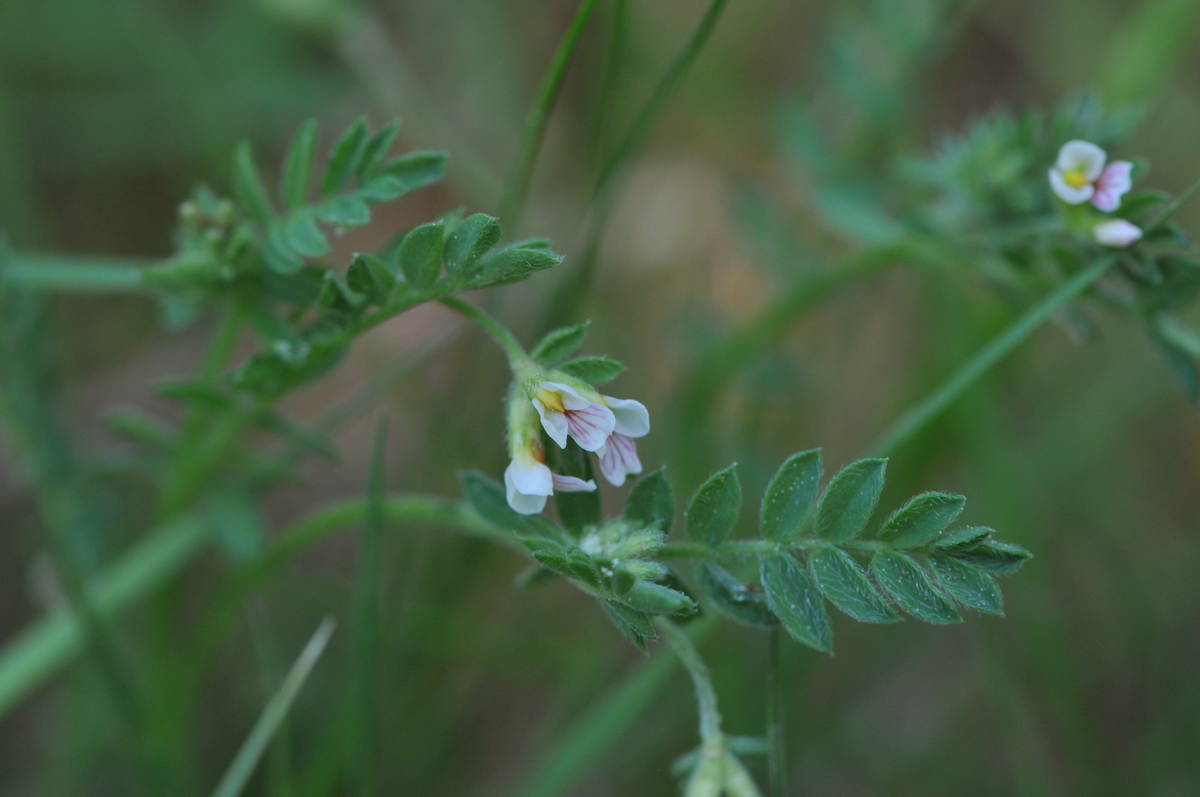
(933, 526, 993, 552)
(281, 119, 317, 209)
(398, 222, 444, 288)
(686, 464, 741, 547)
(694, 562, 778, 627)
(557, 356, 626, 385)
(929, 554, 1004, 615)
(760, 554, 832, 651)
(444, 213, 502, 278)
(233, 142, 273, 224)
(531, 323, 589, 366)
(601, 600, 656, 652)
(945, 541, 1032, 574)
(625, 468, 674, 531)
(808, 546, 898, 623)
(319, 117, 368, 197)
(816, 458, 887, 543)
(760, 449, 822, 542)
(878, 492, 966, 548)
(870, 551, 961, 624)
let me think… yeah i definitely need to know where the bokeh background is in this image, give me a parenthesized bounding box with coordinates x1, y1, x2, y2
(3, 0, 1200, 794)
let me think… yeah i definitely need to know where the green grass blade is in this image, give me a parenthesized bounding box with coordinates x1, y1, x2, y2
(352, 415, 388, 796)
(500, 0, 601, 228)
(211, 617, 337, 797)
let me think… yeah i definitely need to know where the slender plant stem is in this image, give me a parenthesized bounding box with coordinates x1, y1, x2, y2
(2, 253, 150, 292)
(212, 618, 337, 797)
(353, 416, 388, 797)
(658, 619, 723, 752)
(1145, 174, 1200, 230)
(592, 0, 729, 198)
(500, 0, 601, 228)
(766, 628, 786, 797)
(868, 255, 1116, 458)
(440, 296, 530, 367)
(545, 0, 730, 331)
(515, 613, 718, 797)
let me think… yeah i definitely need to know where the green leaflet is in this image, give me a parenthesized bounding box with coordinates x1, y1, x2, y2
(870, 551, 961, 624)
(687, 465, 741, 547)
(557, 356, 626, 385)
(444, 214, 502, 279)
(625, 468, 674, 531)
(878, 492, 966, 548)
(815, 458, 886, 543)
(397, 222, 444, 288)
(760, 553, 831, 652)
(808, 547, 898, 623)
(532, 323, 589, 366)
(280, 119, 317, 210)
(929, 554, 1004, 616)
(759, 449, 822, 543)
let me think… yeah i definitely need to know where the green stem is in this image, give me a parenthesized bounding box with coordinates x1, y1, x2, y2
(1145, 174, 1200, 231)
(657, 619, 723, 752)
(500, 0, 601, 228)
(2, 253, 150, 292)
(440, 296, 530, 367)
(867, 255, 1116, 458)
(592, 0, 729, 197)
(766, 628, 786, 797)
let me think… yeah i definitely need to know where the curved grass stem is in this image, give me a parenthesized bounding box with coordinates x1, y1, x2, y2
(868, 255, 1115, 458)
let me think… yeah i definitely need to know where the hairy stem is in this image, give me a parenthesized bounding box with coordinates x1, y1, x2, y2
(440, 296, 530, 367)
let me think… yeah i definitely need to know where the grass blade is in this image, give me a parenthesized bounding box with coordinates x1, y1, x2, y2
(211, 617, 337, 797)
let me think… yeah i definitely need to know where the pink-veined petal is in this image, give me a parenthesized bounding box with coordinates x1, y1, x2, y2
(1091, 161, 1133, 212)
(552, 473, 597, 493)
(598, 433, 642, 487)
(564, 402, 616, 451)
(1049, 168, 1094, 205)
(603, 396, 650, 438)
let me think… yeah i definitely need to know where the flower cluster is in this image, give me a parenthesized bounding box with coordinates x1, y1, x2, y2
(1049, 140, 1142, 248)
(505, 375, 650, 514)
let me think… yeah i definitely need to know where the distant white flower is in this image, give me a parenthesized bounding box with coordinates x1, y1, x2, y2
(596, 395, 650, 486)
(505, 440, 596, 515)
(1049, 140, 1133, 211)
(532, 381, 615, 451)
(1093, 219, 1143, 248)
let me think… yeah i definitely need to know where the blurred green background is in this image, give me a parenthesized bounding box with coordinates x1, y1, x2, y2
(2, 0, 1200, 794)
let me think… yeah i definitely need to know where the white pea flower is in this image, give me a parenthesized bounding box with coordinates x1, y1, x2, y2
(1049, 140, 1133, 211)
(1093, 219, 1143, 248)
(504, 439, 596, 515)
(595, 395, 650, 486)
(531, 381, 616, 451)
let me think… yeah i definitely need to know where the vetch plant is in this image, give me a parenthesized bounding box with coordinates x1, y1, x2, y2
(2, 3, 1199, 793)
